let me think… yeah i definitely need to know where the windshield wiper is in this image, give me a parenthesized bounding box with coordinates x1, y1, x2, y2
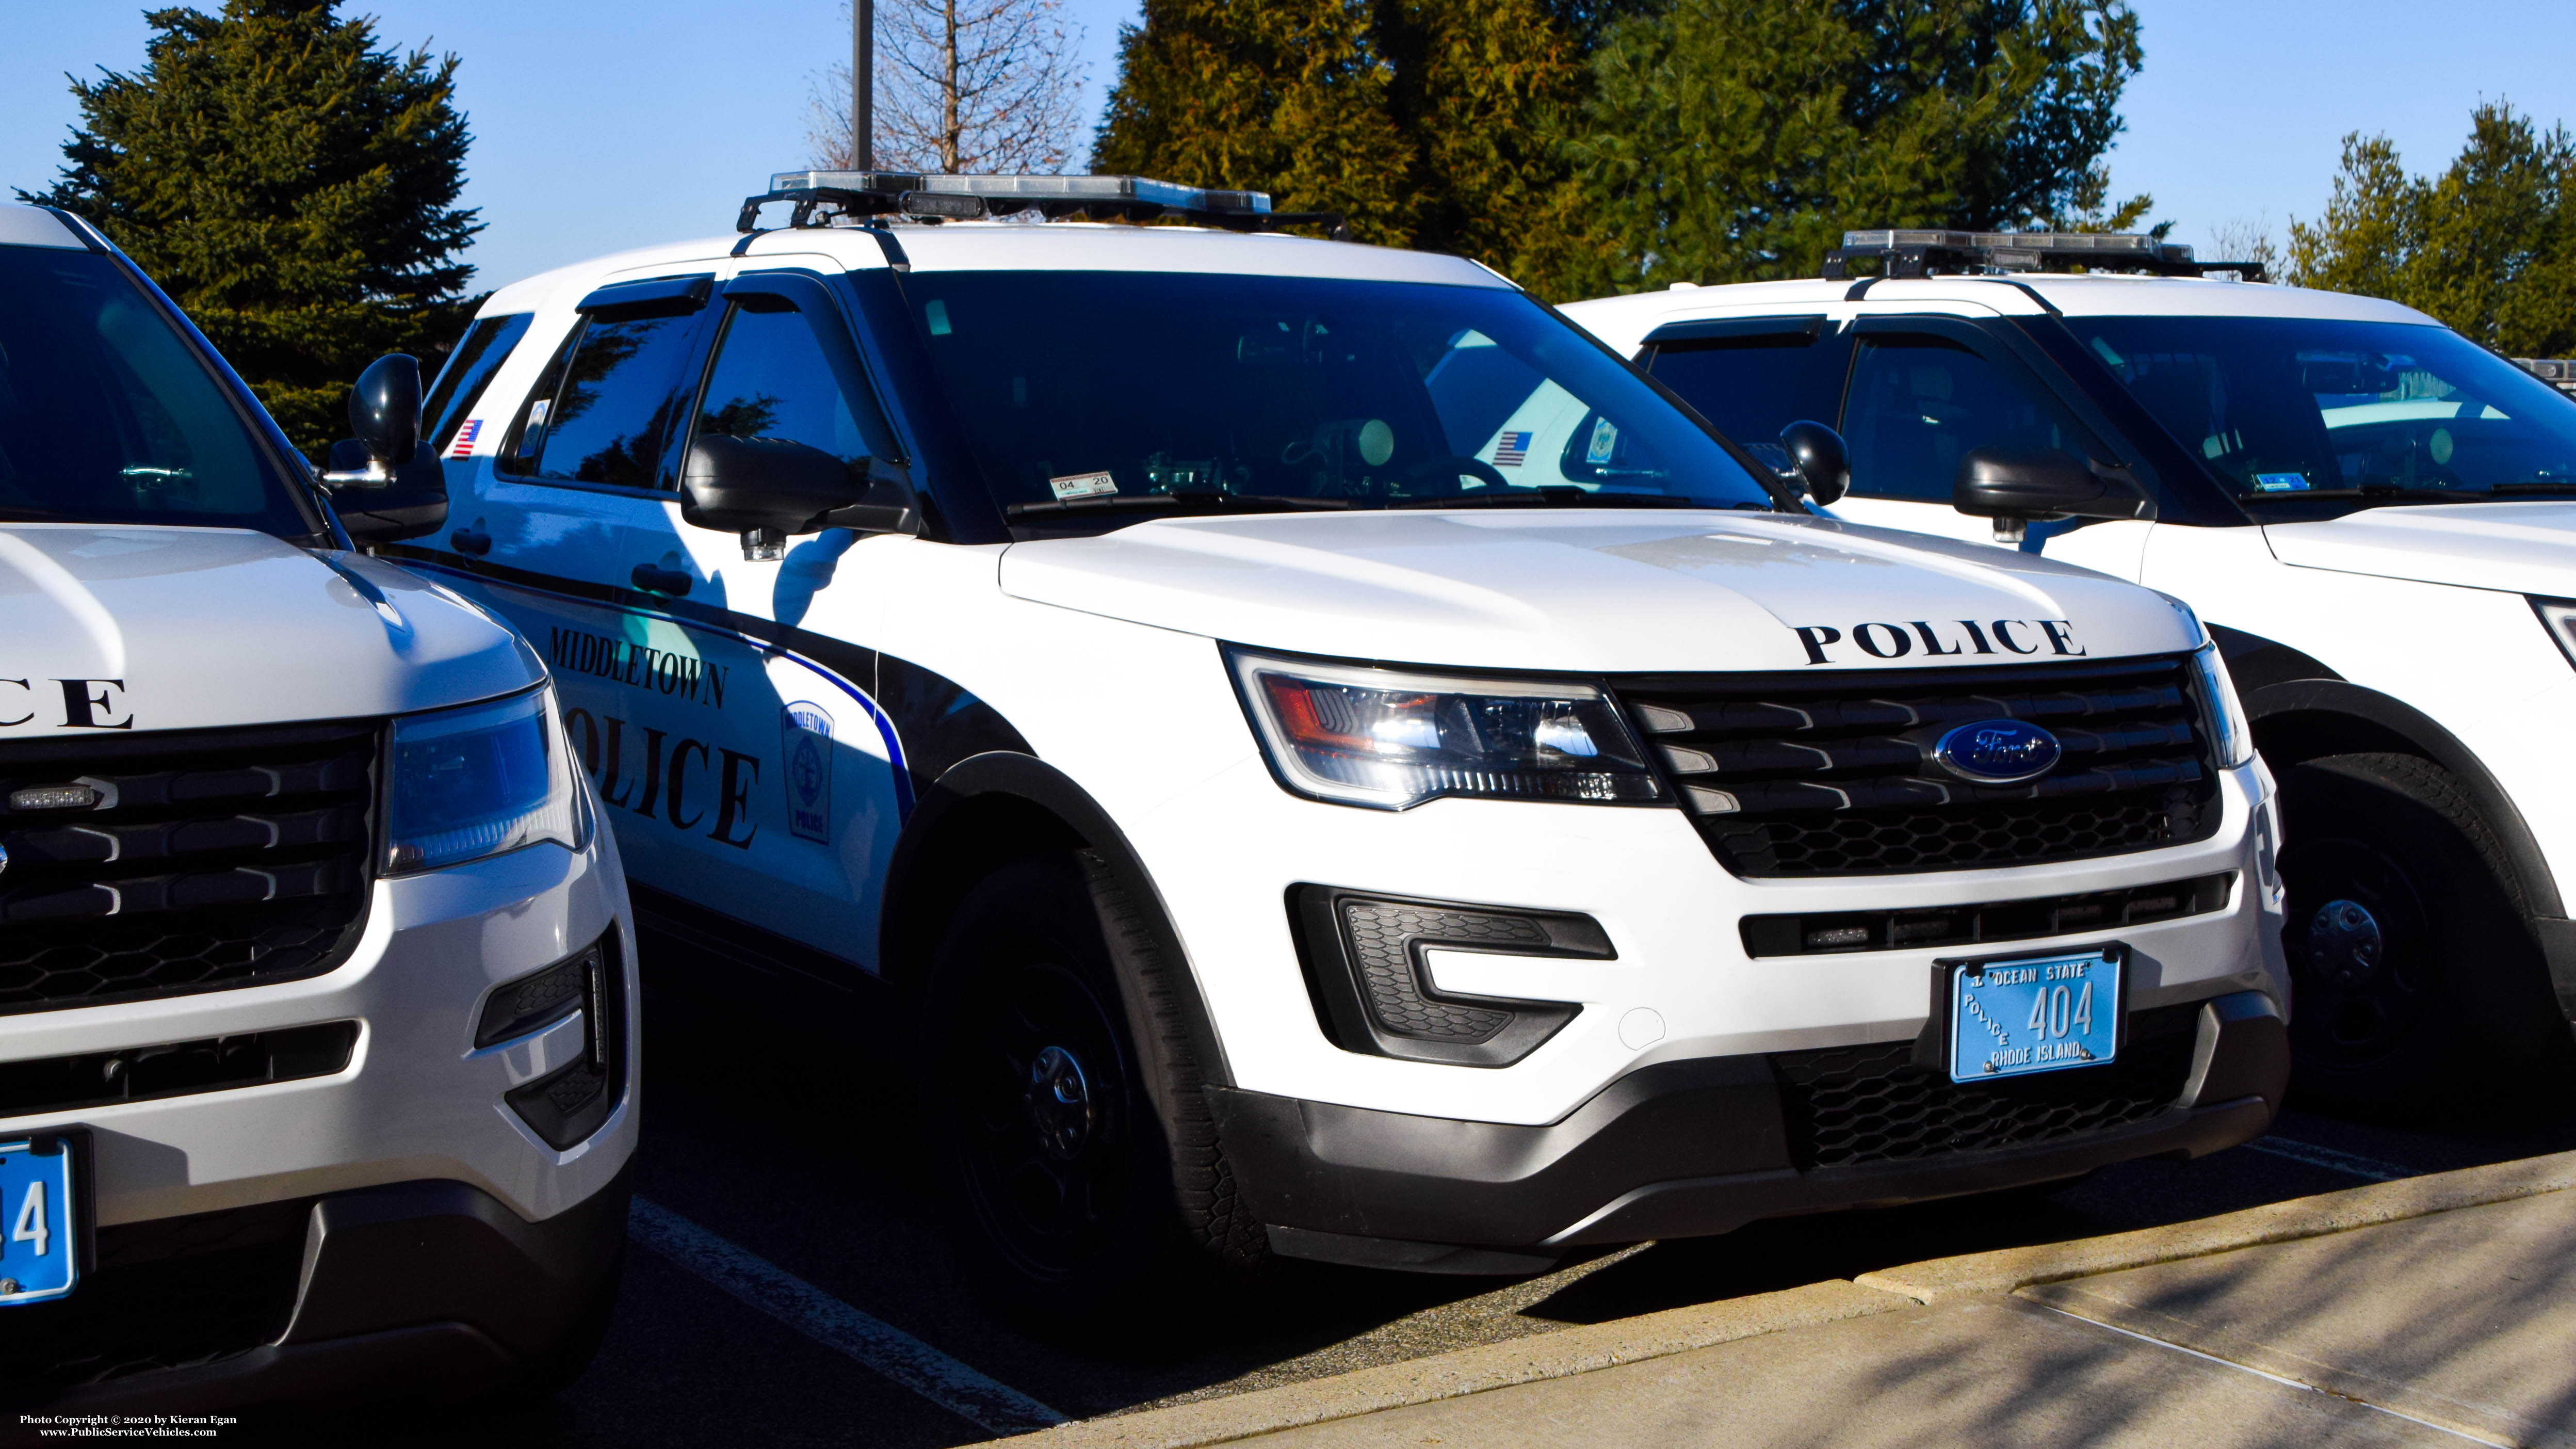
(2484, 480, 2576, 495)
(1387, 487, 1721, 510)
(1006, 491, 1353, 520)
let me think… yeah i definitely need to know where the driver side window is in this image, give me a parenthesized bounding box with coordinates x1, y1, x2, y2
(1844, 333, 2091, 502)
(693, 299, 873, 469)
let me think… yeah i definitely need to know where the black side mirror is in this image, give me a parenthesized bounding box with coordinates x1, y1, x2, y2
(321, 355, 421, 488)
(1953, 447, 2149, 542)
(1777, 420, 1849, 506)
(320, 355, 445, 544)
(681, 436, 916, 559)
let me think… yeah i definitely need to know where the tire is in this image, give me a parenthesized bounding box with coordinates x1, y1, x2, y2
(917, 851, 1262, 1323)
(2275, 752, 2568, 1112)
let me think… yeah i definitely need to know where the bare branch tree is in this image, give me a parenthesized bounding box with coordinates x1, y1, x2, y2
(2206, 215, 2281, 278)
(806, 0, 1085, 175)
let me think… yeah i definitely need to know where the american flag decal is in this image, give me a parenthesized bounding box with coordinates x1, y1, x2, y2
(448, 418, 482, 457)
(1492, 430, 1532, 468)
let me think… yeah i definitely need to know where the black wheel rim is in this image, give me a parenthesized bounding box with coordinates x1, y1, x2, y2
(939, 949, 1130, 1282)
(2279, 835, 2437, 1071)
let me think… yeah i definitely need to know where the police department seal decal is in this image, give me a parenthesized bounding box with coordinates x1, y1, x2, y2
(781, 702, 835, 844)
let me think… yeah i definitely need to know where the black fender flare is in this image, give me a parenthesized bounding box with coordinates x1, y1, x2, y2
(881, 751, 1234, 1091)
(2245, 676, 2564, 922)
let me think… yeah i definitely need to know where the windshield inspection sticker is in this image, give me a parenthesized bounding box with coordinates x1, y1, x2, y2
(782, 702, 834, 844)
(1585, 418, 1619, 465)
(1048, 471, 1117, 502)
(2253, 473, 2311, 492)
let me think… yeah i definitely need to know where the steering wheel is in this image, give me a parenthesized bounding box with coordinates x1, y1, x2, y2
(1399, 454, 1511, 496)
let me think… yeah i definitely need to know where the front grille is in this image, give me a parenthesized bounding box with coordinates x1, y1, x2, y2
(1741, 873, 2235, 957)
(1771, 1003, 2201, 1170)
(0, 1198, 309, 1392)
(0, 722, 378, 1015)
(1616, 655, 2217, 877)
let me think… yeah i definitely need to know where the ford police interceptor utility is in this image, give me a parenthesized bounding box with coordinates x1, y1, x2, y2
(1567, 230, 2576, 1108)
(0, 203, 635, 1407)
(402, 174, 2289, 1309)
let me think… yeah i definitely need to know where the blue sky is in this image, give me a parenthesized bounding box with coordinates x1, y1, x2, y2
(2, 0, 2568, 293)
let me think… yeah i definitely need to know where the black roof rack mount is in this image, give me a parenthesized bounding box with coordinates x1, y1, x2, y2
(738, 170, 1349, 239)
(1823, 229, 2266, 284)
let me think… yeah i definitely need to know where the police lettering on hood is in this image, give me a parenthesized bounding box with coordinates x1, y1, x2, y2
(1790, 619, 2086, 666)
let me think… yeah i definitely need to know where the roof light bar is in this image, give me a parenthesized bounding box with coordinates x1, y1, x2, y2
(1823, 229, 2266, 283)
(739, 171, 1344, 238)
(2519, 359, 2576, 396)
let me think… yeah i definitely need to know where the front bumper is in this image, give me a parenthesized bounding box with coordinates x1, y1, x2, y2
(0, 830, 639, 1403)
(1218, 989, 2288, 1273)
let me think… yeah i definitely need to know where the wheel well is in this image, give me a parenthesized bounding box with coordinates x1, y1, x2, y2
(880, 793, 1086, 1000)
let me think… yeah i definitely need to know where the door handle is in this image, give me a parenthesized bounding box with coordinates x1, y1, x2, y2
(448, 527, 492, 557)
(631, 562, 693, 596)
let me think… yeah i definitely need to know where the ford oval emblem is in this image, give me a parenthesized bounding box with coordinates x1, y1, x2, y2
(1934, 719, 2063, 785)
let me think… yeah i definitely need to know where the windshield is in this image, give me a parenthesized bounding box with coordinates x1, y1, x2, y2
(0, 242, 308, 532)
(902, 270, 1778, 519)
(2067, 315, 2576, 501)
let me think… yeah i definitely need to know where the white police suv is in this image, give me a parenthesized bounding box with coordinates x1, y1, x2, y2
(1567, 230, 2576, 1108)
(401, 175, 2288, 1310)
(0, 203, 635, 1408)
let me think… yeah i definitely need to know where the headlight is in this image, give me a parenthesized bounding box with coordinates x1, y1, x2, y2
(2534, 597, 2576, 668)
(385, 686, 587, 874)
(2189, 643, 2253, 770)
(1226, 648, 1664, 810)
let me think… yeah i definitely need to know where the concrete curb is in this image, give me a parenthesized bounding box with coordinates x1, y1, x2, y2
(992, 1147, 2576, 1447)
(1001, 1281, 1905, 1447)
(1856, 1147, 2576, 1303)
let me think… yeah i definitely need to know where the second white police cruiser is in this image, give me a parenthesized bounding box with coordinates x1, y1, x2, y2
(1566, 231, 2576, 1109)
(401, 174, 2290, 1309)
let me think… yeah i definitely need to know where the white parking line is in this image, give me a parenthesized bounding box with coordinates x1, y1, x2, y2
(2239, 1137, 2413, 1182)
(627, 1197, 1068, 1435)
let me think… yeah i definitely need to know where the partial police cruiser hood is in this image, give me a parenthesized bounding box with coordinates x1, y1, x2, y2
(1, 525, 543, 736)
(999, 511, 2204, 671)
(2264, 501, 2576, 599)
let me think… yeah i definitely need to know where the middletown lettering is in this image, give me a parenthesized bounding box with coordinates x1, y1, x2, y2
(550, 626, 728, 709)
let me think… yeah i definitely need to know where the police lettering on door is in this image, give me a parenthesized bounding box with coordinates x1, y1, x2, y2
(552, 625, 761, 849)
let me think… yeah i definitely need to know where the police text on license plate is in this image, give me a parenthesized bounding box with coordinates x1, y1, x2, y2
(1949, 949, 2120, 1083)
(0, 1134, 79, 1305)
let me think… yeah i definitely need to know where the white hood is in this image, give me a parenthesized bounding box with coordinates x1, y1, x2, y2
(999, 510, 2201, 671)
(0, 524, 543, 736)
(2265, 501, 2576, 597)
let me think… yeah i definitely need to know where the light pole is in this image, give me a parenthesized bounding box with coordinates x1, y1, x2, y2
(853, 0, 874, 170)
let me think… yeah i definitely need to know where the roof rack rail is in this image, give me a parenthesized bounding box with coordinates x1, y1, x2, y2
(738, 171, 1350, 239)
(2519, 359, 2576, 397)
(1822, 229, 2267, 284)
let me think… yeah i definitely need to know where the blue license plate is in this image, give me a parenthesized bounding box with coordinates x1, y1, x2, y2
(0, 1134, 79, 1305)
(1949, 950, 2120, 1083)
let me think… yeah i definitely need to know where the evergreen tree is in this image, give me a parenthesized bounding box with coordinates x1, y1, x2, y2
(1572, 0, 2148, 294)
(1093, 0, 1420, 247)
(2288, 104, 2576, 357)
(25, 1, 482, 457)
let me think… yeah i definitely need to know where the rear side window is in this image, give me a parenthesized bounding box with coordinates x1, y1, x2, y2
(1645, 331, 1850, 463)
(422, 313, 532, 453)
(1843, 333, 2095, 502)
(517, 309, 708, 488)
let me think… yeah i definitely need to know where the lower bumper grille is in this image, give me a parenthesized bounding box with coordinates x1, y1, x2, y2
(0, 721, 378, 1015)
(0, 1199, 309, 1392)
(1771, 1003, 2202, 1171)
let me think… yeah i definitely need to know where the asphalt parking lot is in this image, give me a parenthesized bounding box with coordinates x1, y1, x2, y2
(351, 933, 2576, 1449)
